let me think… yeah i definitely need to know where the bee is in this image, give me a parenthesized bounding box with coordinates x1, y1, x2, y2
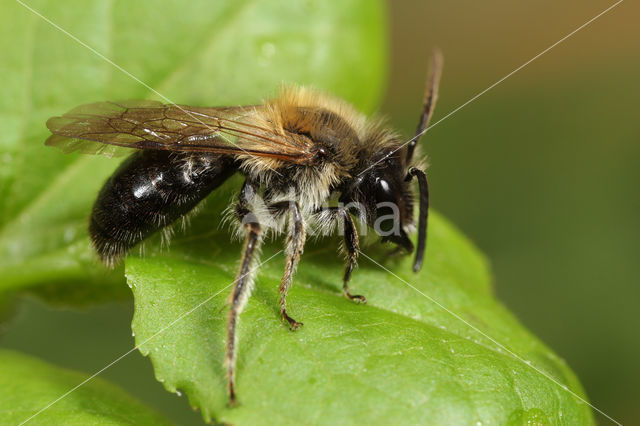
(45, 51, 442, 404)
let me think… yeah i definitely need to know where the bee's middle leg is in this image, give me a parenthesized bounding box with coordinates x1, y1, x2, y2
(270, 200, 306, 330)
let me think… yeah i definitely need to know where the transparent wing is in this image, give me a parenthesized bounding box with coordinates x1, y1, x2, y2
(46, 100, 315, 163)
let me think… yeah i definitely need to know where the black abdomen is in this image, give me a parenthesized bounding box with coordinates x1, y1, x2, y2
(89, 150, 235, 266)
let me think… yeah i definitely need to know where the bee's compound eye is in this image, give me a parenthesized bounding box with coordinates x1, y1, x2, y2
(376, 178, 393, 200)
(374, 177, 401, 235)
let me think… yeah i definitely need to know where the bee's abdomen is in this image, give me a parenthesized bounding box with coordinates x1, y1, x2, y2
(89, 150, 235, 266)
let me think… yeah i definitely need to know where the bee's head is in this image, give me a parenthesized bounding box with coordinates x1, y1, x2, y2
(346, 151, 416, 252)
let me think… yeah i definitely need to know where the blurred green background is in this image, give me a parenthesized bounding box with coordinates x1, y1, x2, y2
(1, 0, 638, 424)
(383, 0, 639, 424)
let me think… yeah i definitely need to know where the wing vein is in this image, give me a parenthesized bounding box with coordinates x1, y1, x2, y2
(46, 101, 314, 164)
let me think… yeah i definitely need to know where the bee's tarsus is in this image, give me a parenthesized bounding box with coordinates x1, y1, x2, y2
(228, 382, 237, 407)
(344, 290, 367, 304)
(282, 310, 303, 330)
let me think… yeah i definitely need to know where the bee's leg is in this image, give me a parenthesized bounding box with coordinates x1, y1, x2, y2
(270, 201, 306, 330)
(405, 167, 429, 272)
(227, 182, 262, 405)
(340, 209, 366, 304)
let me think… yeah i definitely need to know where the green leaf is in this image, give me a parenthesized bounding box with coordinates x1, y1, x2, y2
(0, 0, 386, 300)
(127, 178, 594, 424)
(0, 349, 172, 425)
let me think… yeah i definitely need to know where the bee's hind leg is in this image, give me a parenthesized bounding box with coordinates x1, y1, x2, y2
(226, 182, 262, 405)
(270, 200, 306, 330)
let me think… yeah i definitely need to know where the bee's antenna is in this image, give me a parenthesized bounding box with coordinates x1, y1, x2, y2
(406, 167, 429, 272)
(406, 49, 443, 163)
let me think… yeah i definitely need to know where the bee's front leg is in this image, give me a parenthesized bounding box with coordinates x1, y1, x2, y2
(269, 200, 306, 330)
(340, 209, 366, 304)
(318, 207, 366, 303)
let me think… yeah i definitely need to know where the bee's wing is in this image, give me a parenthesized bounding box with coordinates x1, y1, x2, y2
(46, 100, 315, 163)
